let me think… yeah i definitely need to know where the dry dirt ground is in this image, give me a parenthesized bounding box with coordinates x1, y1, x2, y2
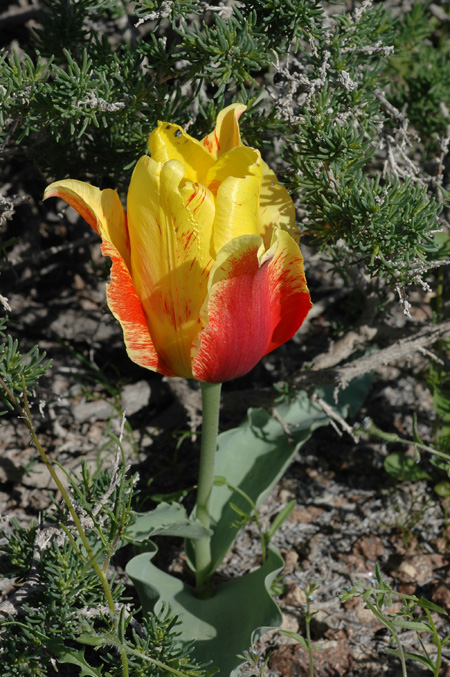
(1, 181, 450, 676)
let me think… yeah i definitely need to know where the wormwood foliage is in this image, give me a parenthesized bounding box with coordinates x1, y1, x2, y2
(0, 317, 51, 416)
(389, 2, 450, 153)
(0, 458, 207, 676)
(0, 318, 206, 675)
(0, 0, 447, 291)
(272, 2, 445, 286)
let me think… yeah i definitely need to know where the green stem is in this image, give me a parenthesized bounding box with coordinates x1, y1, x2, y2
(365, 598, 407, 677)
(194, 381, 222, 591)
(305, 616, 314, 677)
(358, 421, 450, 463)
(433, 265, 445, 448)
(424, 609, 442, 676)
(393, 631, 408, 677)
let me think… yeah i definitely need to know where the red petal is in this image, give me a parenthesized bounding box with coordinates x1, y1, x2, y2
(192, 233, 312, 383)
(102, 240, 174, 377)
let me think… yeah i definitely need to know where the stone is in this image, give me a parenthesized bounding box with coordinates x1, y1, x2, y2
(353, 535, 385, 562)
(72, 398, 114, 422)
(121, 380, 151, 416)
(21, 462, 69, 490)
(284, 583, 307, 607)
(269, 636, 354, 676)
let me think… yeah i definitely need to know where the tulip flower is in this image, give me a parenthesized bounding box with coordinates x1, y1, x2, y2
(45, 104, 313, 591)
(44, 104, 312, 383)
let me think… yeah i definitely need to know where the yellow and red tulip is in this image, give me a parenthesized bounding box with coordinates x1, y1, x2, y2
(44, 104, 312, 383)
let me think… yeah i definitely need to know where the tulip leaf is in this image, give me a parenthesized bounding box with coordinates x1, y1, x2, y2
(126, 545, 284, 677)
(187, 375, 372, 572)
(432, 231, 450, 260)
(126, 502, 212, 542)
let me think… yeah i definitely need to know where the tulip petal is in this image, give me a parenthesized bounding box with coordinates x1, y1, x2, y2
(102, 239, 174, 376)
(44, 180, 167, 374)
(192, 230, 312, 383)
(202, 103, 247, 159)
(149, 123, 214, 184)
(258, 164, 298, 247)
(43, 179, 131, 271)
(263, 228, 313, 355)
(206, 146, 263, 255)
(127, 156, 215, 379)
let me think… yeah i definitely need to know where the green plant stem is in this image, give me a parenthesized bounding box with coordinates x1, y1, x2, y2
(305, 616, 314, 677)
(4, 376, 129, 677)
(433, 265, 444, 448)
(424, 609, 442, 677)
(436, 265, 444, 321)
(364, 598, 407, 677)
(358, 420, 450, 463)
(194, 381, 222, 591)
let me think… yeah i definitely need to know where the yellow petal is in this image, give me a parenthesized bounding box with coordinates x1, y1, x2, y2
(148, 122, 214, 184)
(127, 156, 215, 378)
(44, 179, 130, 270)
(202, 103, 247, 159)
(207, 146, 263, 255)
(258, 162, 298, 248)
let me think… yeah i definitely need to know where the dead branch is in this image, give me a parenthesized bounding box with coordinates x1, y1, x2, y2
(222, 320, 450, 413)
(294, 320, 450, 390)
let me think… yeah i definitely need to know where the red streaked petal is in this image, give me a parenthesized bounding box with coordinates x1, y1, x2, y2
(192, 236, 272, 383)
(101, 239, 173, 376)
(44, 179, 170, 375)
(191, 231, 312, 383)
(263, 228, 312, 355)
(43, 179, 131, 271)
(127, 156, 215, 379)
